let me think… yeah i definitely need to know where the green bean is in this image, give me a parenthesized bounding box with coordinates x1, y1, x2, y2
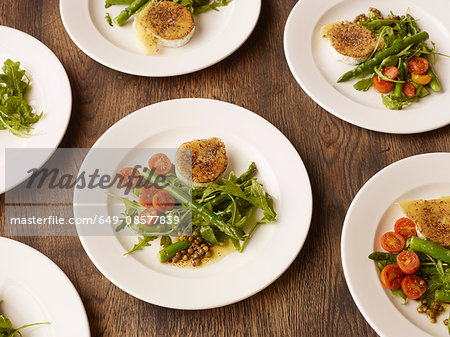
(159, 240, 192, 262)
(435, 290, 450, 303)
(338, 32, 429, 82)
(141, 169, 246, 241)
(409, 237, 450, 264)
(114, 0, 149, 26)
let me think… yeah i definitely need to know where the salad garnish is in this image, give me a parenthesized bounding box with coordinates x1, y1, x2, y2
(111, 149, 276, 267)
(0, 59, 42, 137)
(333, 8, 449, 110)
(0, 300, 50, 337)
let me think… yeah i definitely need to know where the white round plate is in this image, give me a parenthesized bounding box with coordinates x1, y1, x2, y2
(342, 153, 450, 337)
(0, 26, 72, 194)
(60, 0, 260, 77)
(73, 98, 313, 309)
(284, 0, 450, 134)
(0, 237, 90, 337)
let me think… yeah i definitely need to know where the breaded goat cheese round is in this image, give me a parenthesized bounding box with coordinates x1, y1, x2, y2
(175, 137, 228, 186)
(135, 1, 195, 52)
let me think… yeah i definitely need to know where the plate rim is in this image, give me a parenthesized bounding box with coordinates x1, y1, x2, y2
(73, 98, 313, 309)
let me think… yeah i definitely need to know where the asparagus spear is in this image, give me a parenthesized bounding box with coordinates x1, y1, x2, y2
(159, 240, 192, 262)
(409, 237, 450, 264)
(114, 0, 149, 26)
(337, 32, 429, 82)
(393, 60, 405, 98)
(105, 0, 134, 8)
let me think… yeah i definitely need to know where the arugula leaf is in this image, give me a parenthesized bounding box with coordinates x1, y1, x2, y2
(353, 75, 374, 91)
(0, 59, 42, 137)
(124, 236, 157, 255)
(0, 315, 12, 330)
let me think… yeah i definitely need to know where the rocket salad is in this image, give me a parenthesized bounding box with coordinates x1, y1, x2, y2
(0, 59, 42, 137)
(111, 153, 276, 266)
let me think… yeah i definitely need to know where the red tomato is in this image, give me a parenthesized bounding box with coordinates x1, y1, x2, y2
(408, 57, 429, 75)
(382, 66, 399, 80)
(394, 217, 417, 240)
(401, 275, 427, 299)
(148, 153, 172, 175)
(152, 190, 175, 213)
(381, 232, 405, 253)
(381, 264, 404, 290)
(397, 251, 420, 274)
(373, 76, 394, 93)
(402, 81, 416, 98)
(139, 207, 158, 226)
(139, 185, 160, 206)
(118, 167, 141, 189)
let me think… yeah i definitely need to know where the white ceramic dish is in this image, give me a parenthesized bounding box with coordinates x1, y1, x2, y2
(342, 153, 450, 337)
(0, 237, 90, 337)
(73, 98, 313, 309)
(0, 26, 72, 194)
(284, 0, 450, 134)
(60, 0, 261, 76)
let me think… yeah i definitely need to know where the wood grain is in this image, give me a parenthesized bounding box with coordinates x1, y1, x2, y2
(1, 1, 449, 336)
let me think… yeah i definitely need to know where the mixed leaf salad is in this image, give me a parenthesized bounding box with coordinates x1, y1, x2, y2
(339, 8, 448, 110)
(105, 0, 232, 26)
(111, 153, 276, 266)
(0, 300, 50, 337)
(0, 59, 42, 137)
(369, 217, 450, 333)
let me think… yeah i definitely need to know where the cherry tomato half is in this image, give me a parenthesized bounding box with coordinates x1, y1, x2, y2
(408, 57, 429, 75)
(401, 275, 427, 299)
(118, 167, 141, 189)
(139, 207, 158, 226)
(148, 153, 172, 175)
(139, 184, 160, 207)
(382, 66, 399, 80)
(381, 264, 404, 290)
(152, 190, 175, 213)
(394, 217, 417, 240)
(397, 251, 420, 274)
(402, 81, 416, 98)
(381, 232, 405, 253)
(373, 76, 394, 93)
(411, 73, 432, 85)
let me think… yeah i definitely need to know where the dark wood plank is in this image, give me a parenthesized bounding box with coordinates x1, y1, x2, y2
(1, 1, 450, 336)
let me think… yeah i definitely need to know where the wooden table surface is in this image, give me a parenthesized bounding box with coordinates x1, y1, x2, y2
(1, 1, 449, 336)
